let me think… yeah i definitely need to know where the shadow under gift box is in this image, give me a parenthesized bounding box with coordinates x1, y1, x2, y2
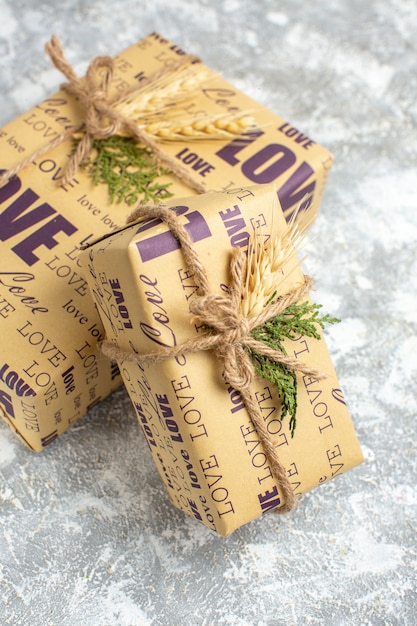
(0, 32, 333, 452)
(80, 185, 363, 536)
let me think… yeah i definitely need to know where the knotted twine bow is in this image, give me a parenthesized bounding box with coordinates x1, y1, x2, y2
(0, 36, 206, 192)
(102, 204, 326, 514)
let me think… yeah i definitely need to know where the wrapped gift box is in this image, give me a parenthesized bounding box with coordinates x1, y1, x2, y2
(0, 32, 333, 451)
(80, 185, 363, 535)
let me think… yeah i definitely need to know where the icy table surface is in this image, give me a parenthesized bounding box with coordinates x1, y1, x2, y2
(0, 1, 416, 624)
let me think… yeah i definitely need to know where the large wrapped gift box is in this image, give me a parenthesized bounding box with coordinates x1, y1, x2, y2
(0, 32, 333, 451)
(80, 185, 363, 535)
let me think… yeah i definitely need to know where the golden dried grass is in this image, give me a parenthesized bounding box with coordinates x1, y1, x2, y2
(114, 61, 256, 141)
(241, 196, 316, 318)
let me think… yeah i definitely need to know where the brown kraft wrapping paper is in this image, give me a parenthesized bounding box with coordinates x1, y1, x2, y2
(0, 32, 333, 451)
(80, 185, 363, 536)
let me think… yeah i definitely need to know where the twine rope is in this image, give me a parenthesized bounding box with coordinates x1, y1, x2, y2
(103, 203, 325, 514)
(0, 36, 206, 193)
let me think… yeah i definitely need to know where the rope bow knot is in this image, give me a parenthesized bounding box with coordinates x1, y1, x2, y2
(190, 288, 253, 391)
(190, 293, 250, 343)
(46, 37, 116, 134)
(45, 38, 123, 182)
(0, 36, 206, 191)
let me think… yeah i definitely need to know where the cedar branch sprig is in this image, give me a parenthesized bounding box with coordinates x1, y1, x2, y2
(252, 302, 340, 344)
(248, 301, 339, 436)
(76, 135, 173, 205)
(251, 349, 298, 435)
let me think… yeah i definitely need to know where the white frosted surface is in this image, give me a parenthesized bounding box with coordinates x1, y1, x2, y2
(0, 1, 416, 624)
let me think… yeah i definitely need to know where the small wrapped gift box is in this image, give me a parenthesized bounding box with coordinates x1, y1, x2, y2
(80, 184, 363, 535)
(0, 33, 333, 451)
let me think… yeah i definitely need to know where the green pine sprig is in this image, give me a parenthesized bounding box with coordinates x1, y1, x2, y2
(251, 350, 298, 435)
(249, 301, 339, 437)
(75, 135, 174, 206)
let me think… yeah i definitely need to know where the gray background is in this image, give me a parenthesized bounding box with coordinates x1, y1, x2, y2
(1, 1, 416, 624)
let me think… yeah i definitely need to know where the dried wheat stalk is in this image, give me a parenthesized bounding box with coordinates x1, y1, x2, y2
(114, 61, 256, 141)
(143, 114, 255, 140)
(241, 197, 316, 318)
